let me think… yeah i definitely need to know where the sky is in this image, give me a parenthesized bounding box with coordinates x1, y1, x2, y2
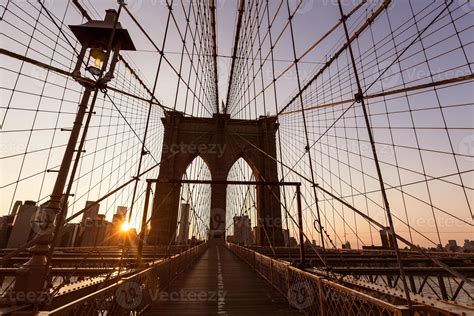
(0, 0, 473, 248)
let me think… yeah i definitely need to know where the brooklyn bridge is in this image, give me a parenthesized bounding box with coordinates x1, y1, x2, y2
(0, 0, 473, 315)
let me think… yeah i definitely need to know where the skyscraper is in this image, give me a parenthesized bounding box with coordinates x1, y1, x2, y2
(233, 215, 252, 245)
(80, 214, 112, 247)
(0, 215, 14, 248)
(82, 201, 100, 223)
(177, 203, 190, 245)
(55, 223, 81, 247)
(7, 201, 37, 248)
(116, 206, 127, 218)
(282, 229, 289, 247)
(379, 227, 394, 249)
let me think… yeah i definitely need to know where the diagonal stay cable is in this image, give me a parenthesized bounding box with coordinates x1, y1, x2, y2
(230, 130, 473, 286)
(278, 1, 459, 181)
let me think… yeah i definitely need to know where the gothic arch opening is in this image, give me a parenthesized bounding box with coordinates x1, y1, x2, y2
(176, 156, 211, 245)
(226, 158, 256, 245)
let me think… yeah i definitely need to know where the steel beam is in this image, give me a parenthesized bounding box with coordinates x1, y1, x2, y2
(147, 179, 301, 186)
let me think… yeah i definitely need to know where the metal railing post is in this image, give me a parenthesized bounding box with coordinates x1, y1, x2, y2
(136, 181, 152, 267)
(296, 184, 305, 266)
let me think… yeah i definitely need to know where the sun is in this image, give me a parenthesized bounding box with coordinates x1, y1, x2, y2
(121, 222, 131, 232)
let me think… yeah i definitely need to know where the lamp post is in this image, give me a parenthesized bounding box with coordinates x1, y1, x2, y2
(12, 7, 135, 304)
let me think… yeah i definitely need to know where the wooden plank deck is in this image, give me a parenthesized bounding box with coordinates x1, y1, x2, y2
(145, 245, 301, 315)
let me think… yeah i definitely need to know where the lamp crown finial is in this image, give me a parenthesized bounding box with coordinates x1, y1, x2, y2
(104, 9, 118, 23)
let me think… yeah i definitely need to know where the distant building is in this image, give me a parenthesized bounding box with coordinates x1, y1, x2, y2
(107, 207, 129, 246)
(55, 223, 81, 247)
(233, 215, 252, 245)
(252, 226, 259, 245)
(282, 229, 289, 246)
(80, 214, 112, 247)
(10, 201, 22, 219)
(288, 237, 298, 247)
(379, 227, 394, 249)
(463, 240, 474, 252)
(125, 228, 138, 247)
(116, 206, 127, 218)
(82, 201, 100, 223)
(7, 201, 37, 248)
(190, 235, 198, 246)
(226, 235, 235, 243)
(112, 213, 125, 226)
(0, 201, 22, 248)
(447, 240, 458, 252)
(177, 203, 190, 245)
(0, 215, 14, 248)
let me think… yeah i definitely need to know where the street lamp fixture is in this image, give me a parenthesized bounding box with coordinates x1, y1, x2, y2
(69, 9, 136, 84)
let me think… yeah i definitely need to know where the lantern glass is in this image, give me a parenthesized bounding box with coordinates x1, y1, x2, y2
(86, 48, 107, 76)
(91, 48, 106, 68)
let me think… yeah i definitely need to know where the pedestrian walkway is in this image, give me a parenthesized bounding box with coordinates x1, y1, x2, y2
(145, 244, 301, 315)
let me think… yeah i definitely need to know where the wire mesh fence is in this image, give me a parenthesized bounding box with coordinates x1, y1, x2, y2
(38, 242, 208, 315)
